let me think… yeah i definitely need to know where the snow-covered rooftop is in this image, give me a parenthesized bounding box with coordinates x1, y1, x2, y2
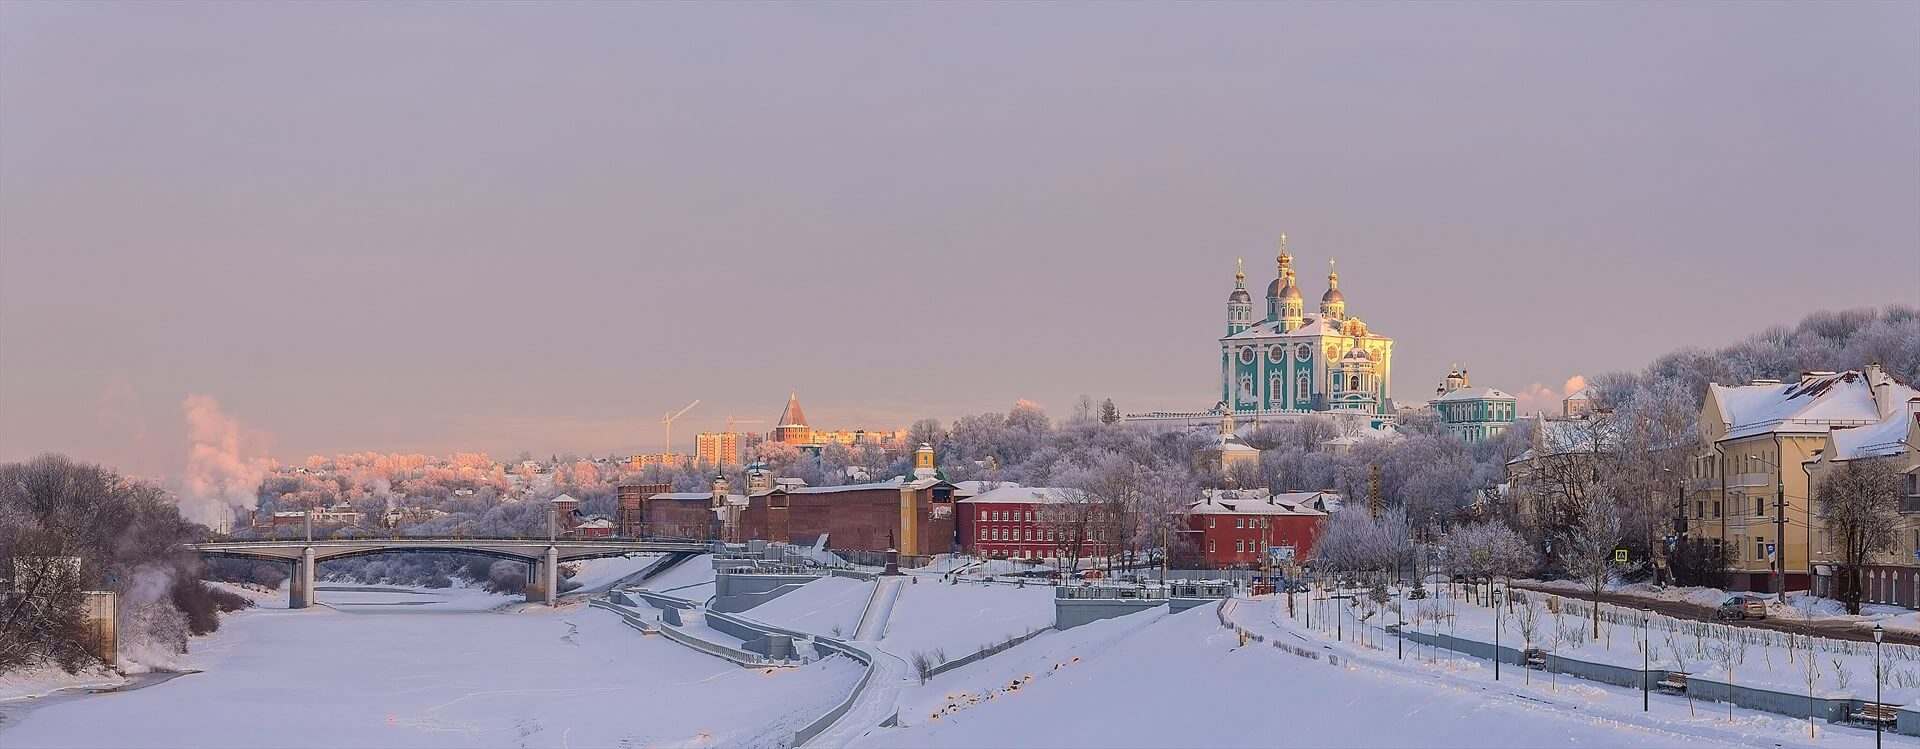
(1188, 489, 1335, 516)
(1828, 399, 1920, 461)
(960, 486, 1077, 505)
(1713, 371, 1915, 440)
(1434, 386, 1514, 402)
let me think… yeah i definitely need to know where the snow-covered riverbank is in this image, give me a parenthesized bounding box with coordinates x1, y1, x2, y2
(0, 584, 861, 748)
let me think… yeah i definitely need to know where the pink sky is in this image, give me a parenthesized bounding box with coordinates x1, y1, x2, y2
(2, 2, 1916, 479)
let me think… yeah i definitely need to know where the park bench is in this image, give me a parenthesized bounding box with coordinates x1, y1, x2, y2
(1655, 672, 1689, 693)
(1851, 702, 1899, 726)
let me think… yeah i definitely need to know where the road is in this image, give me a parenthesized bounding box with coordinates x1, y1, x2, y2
(1508, 582, 1920, 646)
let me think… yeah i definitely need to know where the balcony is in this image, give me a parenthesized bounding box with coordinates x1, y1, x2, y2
(1900, 495, 1920, 515)
(1729, 473, 1771, 489)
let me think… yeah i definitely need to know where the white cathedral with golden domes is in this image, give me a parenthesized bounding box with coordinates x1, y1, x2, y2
(1217, 235, 1395, 428)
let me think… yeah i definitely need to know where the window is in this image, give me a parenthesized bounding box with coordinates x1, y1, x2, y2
(1755, 498, 1764, 517)
(1696, 500, 1705, 518)
(978, 527, 986, 540)
(1236, 517, 1245, 529)
(1208, 539, 1216, 553)
(1350, 375, 1361, 391)
(1756, 537, 1766, 560)
(1713, 500, 1721, 518)
(1236, 540, 1245, 553)
(1208, 517, 1216, 528)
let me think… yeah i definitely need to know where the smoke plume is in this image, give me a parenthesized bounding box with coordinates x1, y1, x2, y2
(1513, 375, 1588, 418)
(179, 394, 277, 530)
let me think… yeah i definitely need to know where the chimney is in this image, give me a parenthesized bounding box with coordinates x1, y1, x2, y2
(1866, 363, 1898, 417)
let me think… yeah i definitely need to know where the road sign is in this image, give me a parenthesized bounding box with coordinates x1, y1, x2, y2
(1613, 548, 1628, 563)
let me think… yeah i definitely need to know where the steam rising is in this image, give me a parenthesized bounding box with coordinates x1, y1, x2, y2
(179, 394, 276, 530)
(1514, 375, 1587, 417)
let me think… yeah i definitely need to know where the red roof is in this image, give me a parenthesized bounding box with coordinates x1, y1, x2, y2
(778, 390, 809, 428)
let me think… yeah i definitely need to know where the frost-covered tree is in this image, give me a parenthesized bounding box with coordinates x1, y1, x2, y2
(1443, 519, 1536, 600)
(1316, 507, 1413, 585)
(1817, 458, 1902, 614)
(1561, 483, 1623, 638)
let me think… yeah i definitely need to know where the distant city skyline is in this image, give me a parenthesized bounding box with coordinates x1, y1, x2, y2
(2, 2, 1915, 483)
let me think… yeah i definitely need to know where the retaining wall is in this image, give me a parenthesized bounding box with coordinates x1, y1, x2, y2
(711, 572, 819, 613)
(792, 636, 884, 747)
(1055, 596, 1217, 630)
(628, 588, 697, 611)
(926, 628, 1049, 678)
(1682, 675, 1854, 724)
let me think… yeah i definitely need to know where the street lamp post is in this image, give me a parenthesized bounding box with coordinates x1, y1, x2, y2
(1641, 608, 1651, 711)
(1397, 604, 1404, 660)
(1875, 624, 1884, 749)
(1493, 586, 1504, 681)
(1336, 578, 1344, 642)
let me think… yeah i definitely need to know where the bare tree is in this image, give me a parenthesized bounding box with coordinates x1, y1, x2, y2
(1817, 458, 1902, 614)
(1561, 482, 1623, 638)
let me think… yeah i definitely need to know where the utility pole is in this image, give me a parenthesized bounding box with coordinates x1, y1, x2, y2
(1776, 478, 1787, 604)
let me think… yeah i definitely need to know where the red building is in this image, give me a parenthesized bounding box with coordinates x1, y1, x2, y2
(957, 486, 1119, 561)
(616, 482, 672, 536)
(637, 491, 735, 540)
(738, 478, 955, 556)
(1184, 489, 1335, 569)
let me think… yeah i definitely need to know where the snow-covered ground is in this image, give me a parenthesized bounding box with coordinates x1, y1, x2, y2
(0, 663, 128, 702)
(856, 603, 1776, 748)
(877, 579, 1053, 661)
(560, 553, 665, 592)
(1442, 585, 1920, 703)
(1242, 595, 1898, 748)
(641, 554, 716, 601)
(747, 576, 876, 639)
(0, 584, 860, 748)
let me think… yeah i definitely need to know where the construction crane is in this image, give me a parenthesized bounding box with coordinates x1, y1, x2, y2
(661, 400, 699, 457)
(719, 416, 766, 470)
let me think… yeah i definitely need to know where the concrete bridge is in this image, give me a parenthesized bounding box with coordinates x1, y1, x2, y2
(187, 538, 710, 607)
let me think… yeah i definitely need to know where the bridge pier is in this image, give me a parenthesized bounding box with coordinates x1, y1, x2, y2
(524, 547, 560, 605)
(290, 546, 316, 609)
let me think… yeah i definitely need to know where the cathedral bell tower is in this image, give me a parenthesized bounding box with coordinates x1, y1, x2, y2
(1319, 259, 1346, 321)
(1226, 259, 1252, 335)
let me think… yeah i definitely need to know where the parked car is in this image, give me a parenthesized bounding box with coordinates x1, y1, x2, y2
(1717, 595, 1768, 620)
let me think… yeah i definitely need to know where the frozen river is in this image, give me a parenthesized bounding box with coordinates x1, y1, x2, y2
(0, 586, 861, 748)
